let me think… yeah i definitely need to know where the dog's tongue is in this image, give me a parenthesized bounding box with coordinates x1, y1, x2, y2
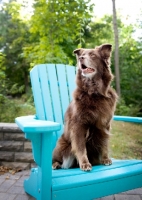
(83, 67, 94, 73)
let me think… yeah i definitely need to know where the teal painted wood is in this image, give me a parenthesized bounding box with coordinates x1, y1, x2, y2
(15, 116, 61, 133)
(24, 132, 53, 200)
(52, 161, 142, 191)
(25, 133, 41, 166)
(15, 115, 60, 167)
(52, 160, 142, 200)
(15, 64, 142, 200)
(56, 64, 70, 118)
(52, 173, 142, 200)
(38, 64, 61, 148)
(38, 64, 54, 121)
(47, 64, 64, 139)
(66, 65, 76, 101)
(39, 131, 52, 200)
(24, 168, 38, 199)
(30, 66, 46, 120)
(52, 159, 142, 178)
(30, 64, 76, 144)
(15, 115, 61, 200)
(113, 115, 142, 123)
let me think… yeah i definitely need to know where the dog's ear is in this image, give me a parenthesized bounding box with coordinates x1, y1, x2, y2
(99, 44, 112, 59)
(73, 48, 83, 56)
(98, 44, 112, 66)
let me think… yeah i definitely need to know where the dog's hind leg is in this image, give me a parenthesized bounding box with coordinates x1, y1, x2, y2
(52, 134, 72, 169)
(62, 154, 76, 169)
(52, 147, 63, 169)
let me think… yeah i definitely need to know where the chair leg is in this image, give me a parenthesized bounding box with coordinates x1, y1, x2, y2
(24, 168, 39, 199)
(24, 132, 53, 200)
(39, 132, 52, 200)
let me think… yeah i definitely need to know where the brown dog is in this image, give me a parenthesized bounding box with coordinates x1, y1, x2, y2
(52, 44, 118, 171)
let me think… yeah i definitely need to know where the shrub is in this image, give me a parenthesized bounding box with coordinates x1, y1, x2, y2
(115, 97, 141, 117)
(0, 93, 35, 123)
(0, 95, 21, 122)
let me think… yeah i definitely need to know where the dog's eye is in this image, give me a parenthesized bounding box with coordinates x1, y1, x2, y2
(90, 53, 95, 57)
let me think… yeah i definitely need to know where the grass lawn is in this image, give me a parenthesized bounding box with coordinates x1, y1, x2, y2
(111, 121, 142, 160)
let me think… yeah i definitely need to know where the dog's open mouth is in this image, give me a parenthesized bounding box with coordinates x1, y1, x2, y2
(81, 64, 95, 73)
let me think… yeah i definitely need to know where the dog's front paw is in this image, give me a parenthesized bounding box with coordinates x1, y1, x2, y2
(52, 162, 61, 170)
(102, 158, 112, 166)
(80, 162, 92, 171)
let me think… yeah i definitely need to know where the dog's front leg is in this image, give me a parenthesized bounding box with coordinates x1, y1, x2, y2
(71, 127, 92, 171)
(101, 130, 112, 166)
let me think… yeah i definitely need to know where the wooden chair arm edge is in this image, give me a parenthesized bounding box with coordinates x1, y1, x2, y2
(15, 115, 61, 133)
(113, 115, 142, 123)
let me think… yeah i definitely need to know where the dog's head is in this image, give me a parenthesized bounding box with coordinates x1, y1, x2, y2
(73, 44, 112, 78)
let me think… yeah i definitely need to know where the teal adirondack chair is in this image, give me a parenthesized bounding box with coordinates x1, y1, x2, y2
(15, 64, 142, 200)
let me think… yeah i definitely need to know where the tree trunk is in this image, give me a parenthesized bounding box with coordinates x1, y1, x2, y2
(112, 0, 121, 96)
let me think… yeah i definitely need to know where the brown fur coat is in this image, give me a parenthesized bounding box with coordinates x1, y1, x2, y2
(52, 44, 118, 171)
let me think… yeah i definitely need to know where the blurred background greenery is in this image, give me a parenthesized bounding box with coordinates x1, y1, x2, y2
(0, 0, 142, 122)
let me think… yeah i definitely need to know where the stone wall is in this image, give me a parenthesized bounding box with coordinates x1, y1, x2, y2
(0, 123, 35, 170)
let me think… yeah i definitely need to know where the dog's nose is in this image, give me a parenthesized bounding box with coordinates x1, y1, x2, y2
(79, 56, 84, 60)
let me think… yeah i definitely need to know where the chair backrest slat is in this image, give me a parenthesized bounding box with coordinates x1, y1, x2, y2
(30, 65, 46, 120)
(30, 64, 76, 148)
(38, 64, 54, 121)
(56, 64, 70, 120)
(66, 65, 76, 101)
(46, 64, 63, 133)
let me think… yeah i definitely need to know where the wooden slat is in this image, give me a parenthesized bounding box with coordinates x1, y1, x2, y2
(31, 64, 60, 149)
(38, 64, 54, 121)
(47, 64, 64, 138)
(52, 162, 142, 191)
(52, 172, 142, 200)
(30, 65, 46, 120)
(52, 159, 142, 178)
(56, 64, 70, 119)
(66, 65, 76, 101)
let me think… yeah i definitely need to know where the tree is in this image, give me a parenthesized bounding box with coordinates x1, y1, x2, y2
(84, 14, 142, 116)
(23, 0, 94, 66)
(0, 0, 31, 94)
(112, 0, 121, 96)
(84, 15, 114, 48)
(0, 53, 7, 95)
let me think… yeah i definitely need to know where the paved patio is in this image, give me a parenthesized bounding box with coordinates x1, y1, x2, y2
(0, 170, 142, 200)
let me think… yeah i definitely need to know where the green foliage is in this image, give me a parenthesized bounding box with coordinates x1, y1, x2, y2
(84, 15, 115, 47)
(23, 0, 94, 67)
(0, 0, 142, 121)
(116, 34, 142, 116)
(0, 95, 20, 122)
(9, 83, 25, 95)
(0, 52, 9, 96)
(0, 0, 31, 94)
(0, 96, 35, 122)
(86, 16, 142, 116)
(115, 98, 141, 117)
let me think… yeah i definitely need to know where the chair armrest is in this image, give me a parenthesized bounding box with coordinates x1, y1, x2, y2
(15, 115, 61, 133)
(113, 115, 142, 123)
